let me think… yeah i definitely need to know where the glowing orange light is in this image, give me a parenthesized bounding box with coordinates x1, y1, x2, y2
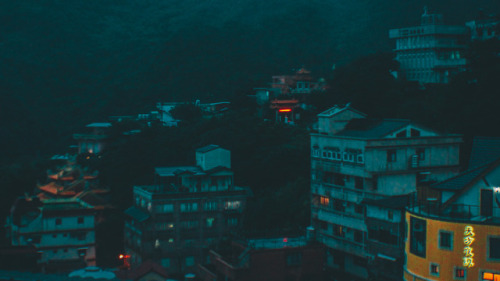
(483, 272, 494, 280)
(283, 237, 288, 243)
(279, 108, 292, 112)
(119, 254, 124, 259)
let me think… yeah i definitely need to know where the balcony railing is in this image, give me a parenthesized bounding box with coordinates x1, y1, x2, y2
(407, 193, 500, 222)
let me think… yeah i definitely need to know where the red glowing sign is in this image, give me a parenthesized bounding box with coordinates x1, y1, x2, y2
(283, 237, 288, 243)
(279, 108, 292, 112)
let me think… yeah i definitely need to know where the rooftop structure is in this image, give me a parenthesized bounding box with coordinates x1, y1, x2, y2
(73, 123, 112, 154)
(389, 8, 468, 84)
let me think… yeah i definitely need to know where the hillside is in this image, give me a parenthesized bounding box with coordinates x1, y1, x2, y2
(0, 0, 499, 160)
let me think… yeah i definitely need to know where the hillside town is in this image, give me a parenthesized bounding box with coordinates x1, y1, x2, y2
(1, 7, 500, 281)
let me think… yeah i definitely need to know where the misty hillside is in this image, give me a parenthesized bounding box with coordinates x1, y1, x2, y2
(0, 0, 498, 160)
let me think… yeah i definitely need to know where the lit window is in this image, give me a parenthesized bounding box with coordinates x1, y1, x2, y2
(225, 201, 241, 210)
(430, 263, 439, 276)
(320, 196, 329, 206)
(180, 203, 198, 212)
(206, 218, 215, 228)
(204, 201, 218, 211)
(455, 268, 465, 279)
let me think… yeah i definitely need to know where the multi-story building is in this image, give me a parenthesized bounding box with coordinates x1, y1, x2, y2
(404, 137, 500, 281)
(6, 197, 97, 272)
(389, 8, 468, 84)
(198, 236, 325, 281)
(310, 104, 462, 279)
(364, 194, 409, 281)
(124, 145, 251, 276)
(466, 12, 500, 41)
(73, 123, 112, 154)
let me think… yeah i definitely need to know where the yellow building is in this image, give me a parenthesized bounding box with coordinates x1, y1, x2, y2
(404, 139, 500, 281)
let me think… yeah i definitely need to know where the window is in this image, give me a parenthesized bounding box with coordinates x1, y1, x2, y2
(55, 218, 62, 225)
(227, 218, 238, 226)
(180, 203, 198, 212)
(482, 272, 500, 280)
(354, 230, 363, 243)
(396, 130, 407, 138)
(410, 217, 426, 258)
(182, 220, 199, 229)
(286, 252, 302, 266)
(388, 210, 394, 220)
(161, 258, 170, 268)
(439, 231, 453, 250)
(204, 201, 218, 211)
(489, 237, 500, 259)
(77, 217, 84, 224)
(185, 256, 195, 267)
(320, 196, 330, 206)
(355, 177, 364, 190)
(333, 199, 345, 212)
(333, 173, 345, 186)
(333, 224, 345, 237)
(430, 263, 439, 276)
(355, 205, 364, 214)
(387, 150, 397, 163)
(353, 256, 367, 267)
(206, 217, 215, 228)
(410, 128, 421, 137)
(454, 267, 465, 279)
(155, 204, 174, 213)
(225, 201, 241, 210)
(417, 148, 426, 161)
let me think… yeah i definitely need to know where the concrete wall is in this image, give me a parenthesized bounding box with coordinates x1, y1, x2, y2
(196, 147, 231, 171)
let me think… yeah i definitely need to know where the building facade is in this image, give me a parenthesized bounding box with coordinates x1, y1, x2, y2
(124, 145, 250, 276)
(389, 8, 468, 84)
(73, 123, 112, 154)
(310, 104, 462, 279)
(198, 237, 325, 281)
(6, 198, 97, 272)
(404, 137, 500, 281)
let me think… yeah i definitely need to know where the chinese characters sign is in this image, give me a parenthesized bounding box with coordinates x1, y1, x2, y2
(463, 225, 475, 268)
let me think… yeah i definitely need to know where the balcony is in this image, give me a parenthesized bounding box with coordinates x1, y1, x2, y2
(317, 233, 366, 256)
(407, 193, 500, 223)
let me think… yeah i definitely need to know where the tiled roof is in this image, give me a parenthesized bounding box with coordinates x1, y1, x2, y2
(124, 206, 150, 222)
(196, 144, 220, 153)
(431, 163, 491, 191)
(468, 136, 500, 169)
(363, 194, 410, 209)
(335, 119, 410, 139)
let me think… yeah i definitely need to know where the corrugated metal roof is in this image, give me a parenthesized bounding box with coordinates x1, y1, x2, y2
(468, 136, 500, 169)
(431, 163, 490, 190)
(335, 119, 410, 139)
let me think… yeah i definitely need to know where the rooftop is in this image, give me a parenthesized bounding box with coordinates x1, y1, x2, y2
(196, 144, 220, 153)
(431, 163, 491, 191)
(155, 166, 206, 177)
(335, 118, 410, 139)
(317, 104, 366, 118)
(363, 194, 410, 210)
(86, 123, 112, 128)
(468, 136, 500, 169)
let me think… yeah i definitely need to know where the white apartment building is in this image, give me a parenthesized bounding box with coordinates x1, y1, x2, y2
(389, 8, 468, 84)
(310, 104, 462, 279)
(7, 198, 97, 272)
